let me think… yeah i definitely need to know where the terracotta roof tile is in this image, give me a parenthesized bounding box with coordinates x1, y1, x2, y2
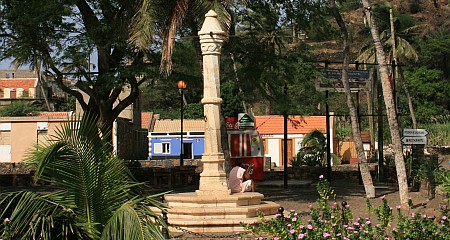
(39, 112, 72, 118)
(0, 78, 38, 89)
(153, 119, 204, 133)
(255, 115, 326, 135)
(141, 112, 153, 129)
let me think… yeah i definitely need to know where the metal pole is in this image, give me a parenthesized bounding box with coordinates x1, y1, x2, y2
(326, 90, 331, 181)
(325, 61, 331, 181)
(283, 83, 288, 188)
(377, 70, 384, 181)
(180, 89, 184, 166)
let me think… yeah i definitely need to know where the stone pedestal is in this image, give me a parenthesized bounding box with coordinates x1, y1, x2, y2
(163, 192, 278, 233)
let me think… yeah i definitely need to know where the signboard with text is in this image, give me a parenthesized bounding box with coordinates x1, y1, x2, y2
(238, 113, 255, 130)
(401, 128, 428, 145)
(316, 69, 371, 92)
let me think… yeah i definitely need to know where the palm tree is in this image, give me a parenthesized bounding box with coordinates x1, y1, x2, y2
(0, 113, 166, 240)
(297, 130, 327, 167)
(328, 0, 375, 198)
(357, 4, 419, 128)
(130, 0, 236, 75)
(361, 0, 410, 207)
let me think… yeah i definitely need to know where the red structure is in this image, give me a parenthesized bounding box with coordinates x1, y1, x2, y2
(226, 117, 265, 181)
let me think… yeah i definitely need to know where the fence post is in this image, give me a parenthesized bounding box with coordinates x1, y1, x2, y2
(277, 207, 284, 219)
(341, 201, 348, 226)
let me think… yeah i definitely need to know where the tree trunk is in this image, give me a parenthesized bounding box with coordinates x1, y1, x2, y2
(329, 0, 375, 198)
(389, 5, 417, 129)
(362, 1, 410, 206)
(398, 66, 418, 128)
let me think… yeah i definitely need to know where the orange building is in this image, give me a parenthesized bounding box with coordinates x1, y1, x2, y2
(254, 115, 334, 167)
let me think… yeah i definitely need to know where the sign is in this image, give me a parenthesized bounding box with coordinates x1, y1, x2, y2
(403, 128, 429, 137)
(225, 117, 239, 130)
(316, 69, 371, 92)
(238, 113, 255, 129)
(322, 69, 370, 79)
(401, 136, 427, 145)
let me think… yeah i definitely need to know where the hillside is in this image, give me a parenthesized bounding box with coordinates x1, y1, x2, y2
(310, 1, 450, 64)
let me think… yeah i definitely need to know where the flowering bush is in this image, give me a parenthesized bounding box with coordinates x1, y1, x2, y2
(1, 218, 10, 240)
(242, 176, 450, 239)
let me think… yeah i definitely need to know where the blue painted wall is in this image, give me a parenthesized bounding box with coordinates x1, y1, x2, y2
(148, 132, 204, 160)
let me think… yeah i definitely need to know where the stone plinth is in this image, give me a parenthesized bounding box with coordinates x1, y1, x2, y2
(162, 192, 279, 233)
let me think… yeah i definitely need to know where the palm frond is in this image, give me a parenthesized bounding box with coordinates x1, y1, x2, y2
(10, 112, 166, 238)
(0, 191, 96, 239)
(101, 199, 165, 240)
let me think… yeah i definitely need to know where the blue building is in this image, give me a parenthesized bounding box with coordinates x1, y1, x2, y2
(148, 119, 205, 160)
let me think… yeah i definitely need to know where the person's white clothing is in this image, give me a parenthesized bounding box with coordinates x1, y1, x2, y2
(229, 166, 252, 193)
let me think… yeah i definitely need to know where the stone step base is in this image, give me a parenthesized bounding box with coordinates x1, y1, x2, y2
(168, 215, 277, 233)
(167, 201, 279, 219)
(164, 192, 264, 207)
(159, 191, 280, 233)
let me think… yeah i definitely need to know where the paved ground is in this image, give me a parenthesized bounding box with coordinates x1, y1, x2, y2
(1, 179, 445, 240)
(162, 178, 446, 239)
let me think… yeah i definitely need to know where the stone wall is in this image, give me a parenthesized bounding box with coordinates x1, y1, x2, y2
(264, 164, 379, 183)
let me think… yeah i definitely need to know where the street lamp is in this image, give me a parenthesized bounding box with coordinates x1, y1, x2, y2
(177, 80, 187, 166)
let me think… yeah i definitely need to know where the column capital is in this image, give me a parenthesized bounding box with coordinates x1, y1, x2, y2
(198, 10, 227, 55)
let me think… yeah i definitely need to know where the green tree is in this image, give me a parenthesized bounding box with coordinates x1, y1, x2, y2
(404, 67, 449, 122)
(0, 114, 165, 240)
(328, 0, 375, 198)
(296, 130, 327, 166)
(0, 0, 160, 138)
(0, 101, 42, 117)
(227, 0, 321, 116)
(361, 0, 410, 206)
(221, 80, 244, 118)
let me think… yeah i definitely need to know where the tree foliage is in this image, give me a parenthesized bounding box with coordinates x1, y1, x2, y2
(403, 67, 449, 123)
(0, 101, 43, 117)
(0, 0, 157, 136)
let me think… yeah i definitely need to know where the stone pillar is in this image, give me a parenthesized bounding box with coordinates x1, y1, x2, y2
(196, 10, 230, 195)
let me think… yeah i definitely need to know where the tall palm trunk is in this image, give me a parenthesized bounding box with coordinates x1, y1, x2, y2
(362, 1, 410, 206)
(389, 5, 417, 128)
(398, 67, 417, 128)
(328, 0, 375, 198)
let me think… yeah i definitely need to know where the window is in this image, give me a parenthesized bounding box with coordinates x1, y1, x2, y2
(154, 142, 170, 154)
(162, 143, 170, 153)
(17, 88, 24, 98)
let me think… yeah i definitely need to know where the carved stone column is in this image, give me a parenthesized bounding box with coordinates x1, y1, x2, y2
(196, 10, 230, 195)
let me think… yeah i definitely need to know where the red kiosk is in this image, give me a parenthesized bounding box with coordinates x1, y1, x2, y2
(226, 113, 265, 181)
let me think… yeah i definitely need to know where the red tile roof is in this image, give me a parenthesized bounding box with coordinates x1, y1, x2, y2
(255, 115, 326, 135)
(0, 78, 38, 89)
(141, 112, 153, 129)
(39, 112, 72, 118)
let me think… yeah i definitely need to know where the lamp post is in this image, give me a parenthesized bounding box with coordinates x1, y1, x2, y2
(177, 80, 187, 166)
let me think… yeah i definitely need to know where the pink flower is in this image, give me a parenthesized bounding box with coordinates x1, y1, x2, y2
(307, 224, 313, 230)
(292, 217, 297, 222)
(323, 233, 331, 238)
(3, 218, 10, 222)
(396, 205, 401, 209)
(380, 195, 385, 199)
(298, 233, 305, 239)
(442, 216, 447, 220)
(290, 229, 295, 234)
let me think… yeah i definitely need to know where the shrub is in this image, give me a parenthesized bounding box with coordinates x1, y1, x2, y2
(242, 175, 450, 239)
